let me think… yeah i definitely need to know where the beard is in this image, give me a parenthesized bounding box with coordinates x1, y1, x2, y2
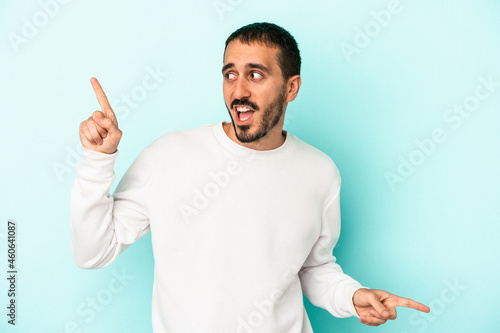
(226, 86, 287, 143)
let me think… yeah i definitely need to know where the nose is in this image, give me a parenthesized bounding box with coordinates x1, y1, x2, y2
(233, 77, 251, 100)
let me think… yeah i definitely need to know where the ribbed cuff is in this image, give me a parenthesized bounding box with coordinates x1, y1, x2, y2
(77, 146, 118, 180)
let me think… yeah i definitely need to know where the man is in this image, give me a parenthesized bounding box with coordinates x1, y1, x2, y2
(71, 22, 430, 332)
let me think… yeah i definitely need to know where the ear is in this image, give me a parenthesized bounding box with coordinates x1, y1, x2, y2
(285, 75, 301, 103)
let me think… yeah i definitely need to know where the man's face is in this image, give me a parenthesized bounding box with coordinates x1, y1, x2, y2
(222, 40, 288, 143)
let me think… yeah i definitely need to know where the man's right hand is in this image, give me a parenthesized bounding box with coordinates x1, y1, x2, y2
(79, 77, 122, 154)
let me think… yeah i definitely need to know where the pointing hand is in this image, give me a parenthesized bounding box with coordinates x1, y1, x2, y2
(79, 77, 122, 154)
(353, 288, 430, 326)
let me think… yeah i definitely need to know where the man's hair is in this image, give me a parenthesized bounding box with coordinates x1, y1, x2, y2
(224, 22, 301, 80)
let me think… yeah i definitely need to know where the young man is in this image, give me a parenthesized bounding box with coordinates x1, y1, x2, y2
(71, 22, 430, 332)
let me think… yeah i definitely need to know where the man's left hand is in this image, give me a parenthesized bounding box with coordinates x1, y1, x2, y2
(352, 288, 430, 326)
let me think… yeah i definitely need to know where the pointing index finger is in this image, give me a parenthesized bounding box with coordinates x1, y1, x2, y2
(395, 296, 430, 313)
(90, 77, 115, 119)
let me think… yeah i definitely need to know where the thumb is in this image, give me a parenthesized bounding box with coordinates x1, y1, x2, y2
(368, 293, 391, 318)
(95, 116, 121, 137)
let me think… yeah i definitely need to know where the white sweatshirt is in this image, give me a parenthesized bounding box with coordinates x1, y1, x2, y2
(70, 122, 364, 333)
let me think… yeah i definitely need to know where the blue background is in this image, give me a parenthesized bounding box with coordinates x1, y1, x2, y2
(1, 0, 499, 332)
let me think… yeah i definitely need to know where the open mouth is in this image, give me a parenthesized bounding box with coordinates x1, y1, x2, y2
(235, 105, 255, 123)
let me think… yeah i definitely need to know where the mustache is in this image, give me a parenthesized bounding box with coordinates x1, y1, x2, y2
(231, 98, 259, 111)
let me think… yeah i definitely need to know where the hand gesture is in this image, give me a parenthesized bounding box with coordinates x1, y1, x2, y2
(79, 77, 122, 154)
(353, 288, 430, 326)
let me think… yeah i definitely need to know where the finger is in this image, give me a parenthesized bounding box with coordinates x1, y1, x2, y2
(90, 77, 116, 120)
(97, 117, 121, 137)
(92, 111, 108, 138)
(369, 310, 386, 319)
(79, 121, 98, 146)
(97, 118, 123, 151)
(387, 306, 398, 320)
(86, 118, 103, 145)
(360, 315, 387, 327)
(395, 296, 431, 313)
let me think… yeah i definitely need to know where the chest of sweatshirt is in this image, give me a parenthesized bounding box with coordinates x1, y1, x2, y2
(145, 134, 334, 273)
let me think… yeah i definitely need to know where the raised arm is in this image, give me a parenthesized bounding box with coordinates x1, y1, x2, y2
(70, 78, 151, 269)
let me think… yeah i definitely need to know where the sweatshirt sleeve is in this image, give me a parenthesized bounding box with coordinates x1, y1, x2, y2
(298, 186, 365, 318)
(69, 146, 153, 269)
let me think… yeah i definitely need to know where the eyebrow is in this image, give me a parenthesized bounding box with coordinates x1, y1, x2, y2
(222, 63, 272, 75)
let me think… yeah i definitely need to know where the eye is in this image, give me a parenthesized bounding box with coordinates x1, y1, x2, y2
(225, 72, 235, 80)
(250, 72, 263, 79)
